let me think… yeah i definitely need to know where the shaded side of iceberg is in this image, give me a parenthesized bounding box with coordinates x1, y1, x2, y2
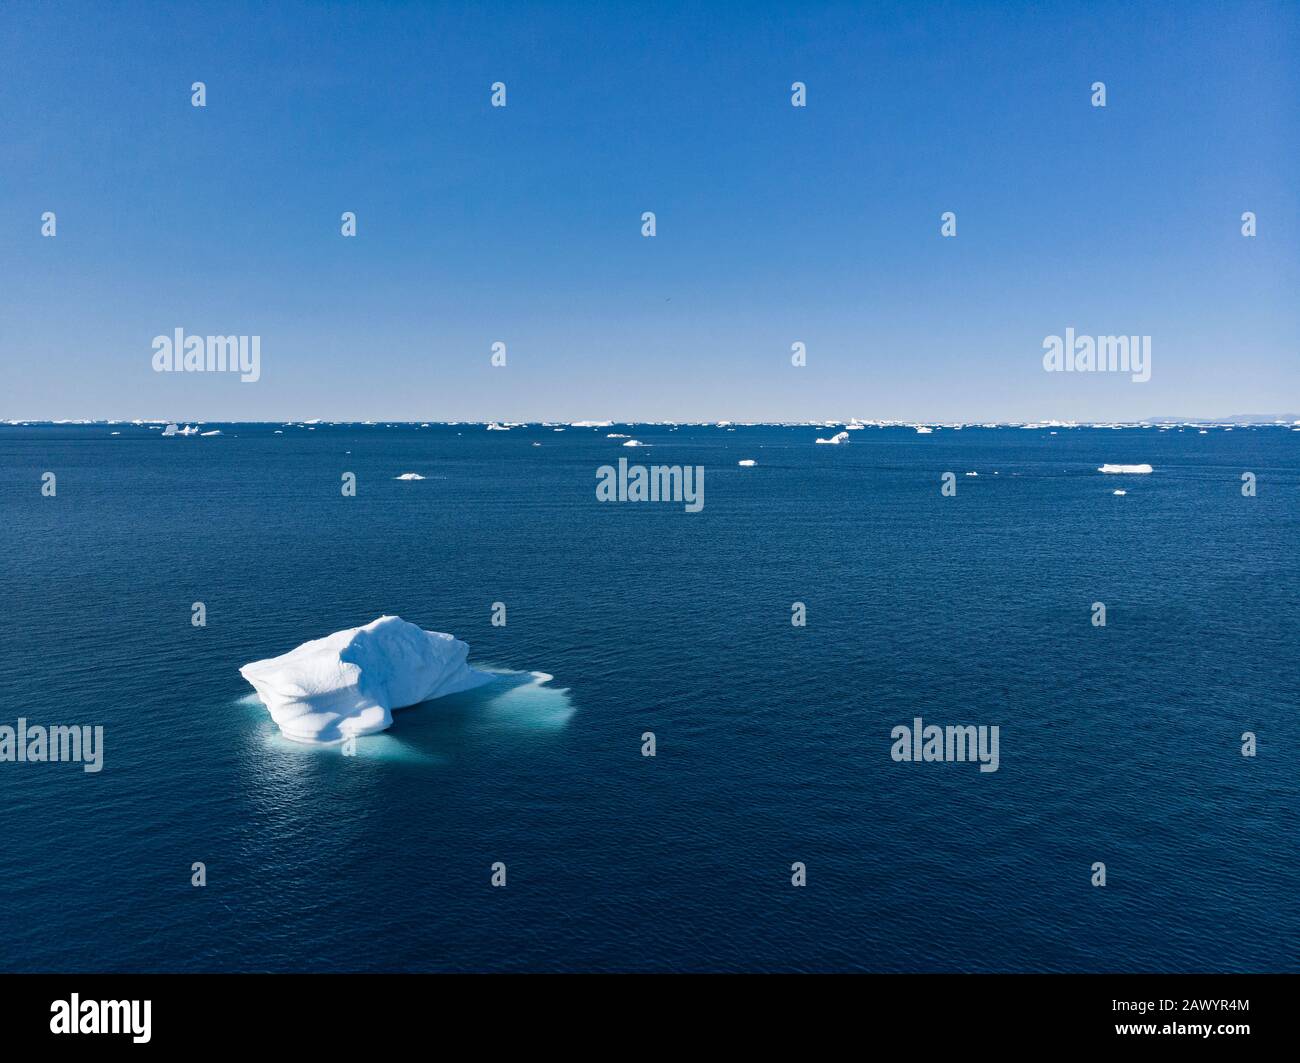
(239, 616, 493, 743)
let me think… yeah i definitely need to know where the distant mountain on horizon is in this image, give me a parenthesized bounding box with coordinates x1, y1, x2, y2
(1146, 413, 1300, 424)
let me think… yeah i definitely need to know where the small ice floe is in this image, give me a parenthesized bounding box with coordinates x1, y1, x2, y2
(1098, 464, 1153, 474)
(486, 422, 509, 431)
(1113, 489, 1127, 496)
(274, 430, 283, 434)
(607, 433, 629, 438)
(965, 471, 978, 477)
(531, 442, 541, 447)
(915, 426, 933, 434)
(200, 430, 221, 436)
(394, 473, 425, 480)
(815, 431, 850, 445)
(110, 431, 120, 435)
(738, 459, 757, 466)
(622, 438, 647, 447)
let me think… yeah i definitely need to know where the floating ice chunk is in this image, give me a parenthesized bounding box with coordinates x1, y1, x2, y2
(1098, 464, 1153, 474)
(965, 471, 978, 476)
(607, 433, 629, 438)
(1113, 489, 1127, 495)
(915, 426, 933, 434)
(738, 459, 757, 466)
(239, 616, 493, 743)
(394, 472, 425, 480)
(200, 430, 221, 436)
(815, 431, 850, 445)
(622, 438, 646, 447)
(486, 422, 509, 431)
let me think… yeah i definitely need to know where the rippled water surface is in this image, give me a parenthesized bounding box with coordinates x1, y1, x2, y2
(1, 423, 1296, 971)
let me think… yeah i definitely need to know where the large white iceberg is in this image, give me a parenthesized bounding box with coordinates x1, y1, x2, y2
(240, 616, 493, 743)
(1098, 463, 1153, 474)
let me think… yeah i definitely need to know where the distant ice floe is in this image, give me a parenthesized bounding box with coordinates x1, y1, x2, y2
(965, 471, 978, 477)
(240, 616, 493, 743)
(486, 422, 510, 431)
(607, 433, 629, 438)
(1113, 489, 1127, 496)
(162, 423, 200, 437)
(914, 426, 933, 434)
(815, 431, 850, 445)
(570, 420, 612, 428)
(1098, 464, 1153, 474)
(200, 429, 221, 436)
(394, 472, 425, 480)
(738, 459, 757, 466)
(622, 438, 647, 447)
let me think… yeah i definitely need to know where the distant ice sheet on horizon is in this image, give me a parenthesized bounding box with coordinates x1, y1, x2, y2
(1098, 464, 1154, 474)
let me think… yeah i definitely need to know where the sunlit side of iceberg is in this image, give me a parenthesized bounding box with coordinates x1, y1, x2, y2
(239, 616, 493, 743)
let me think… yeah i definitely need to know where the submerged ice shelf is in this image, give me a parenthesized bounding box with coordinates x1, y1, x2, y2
(240, 616, 493, 743)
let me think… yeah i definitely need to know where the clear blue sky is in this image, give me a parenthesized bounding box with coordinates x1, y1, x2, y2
(1, 0, 1296, 422)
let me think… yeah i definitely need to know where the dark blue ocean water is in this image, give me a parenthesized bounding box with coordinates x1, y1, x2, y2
(1, 422, 1297, 972)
